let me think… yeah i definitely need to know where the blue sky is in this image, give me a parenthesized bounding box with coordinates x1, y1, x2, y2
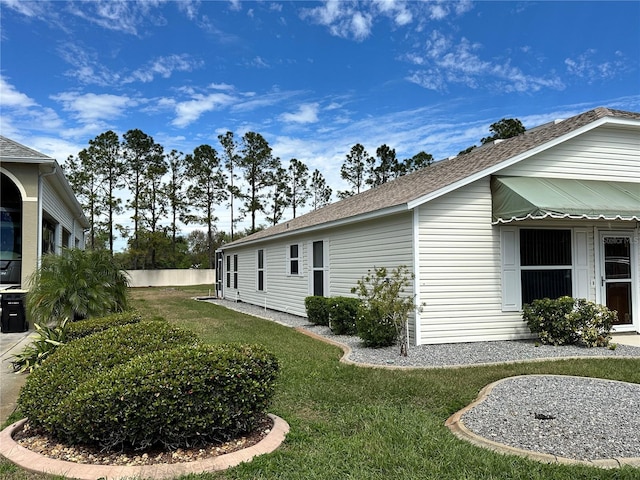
(1, 0, 639, 242)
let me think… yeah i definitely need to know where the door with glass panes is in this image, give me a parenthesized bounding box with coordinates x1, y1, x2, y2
(600, 234, 634, 326)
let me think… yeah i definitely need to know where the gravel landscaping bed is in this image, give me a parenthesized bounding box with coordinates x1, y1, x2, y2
(460, 375, 640, 461)
(207, 299, 640, 368)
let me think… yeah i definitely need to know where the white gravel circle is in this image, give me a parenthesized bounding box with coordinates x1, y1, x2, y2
(460, 375, 640, 461)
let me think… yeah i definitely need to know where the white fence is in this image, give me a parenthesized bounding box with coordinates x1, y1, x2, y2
(126, 269, 216, 288)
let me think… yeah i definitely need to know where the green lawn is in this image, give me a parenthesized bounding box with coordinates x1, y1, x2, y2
(3, 286, 639, 479)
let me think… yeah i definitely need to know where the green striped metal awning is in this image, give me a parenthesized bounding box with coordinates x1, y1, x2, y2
(491, 177, 640, 224)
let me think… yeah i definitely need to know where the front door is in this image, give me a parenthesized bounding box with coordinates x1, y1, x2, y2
(601, 234, 634, 326)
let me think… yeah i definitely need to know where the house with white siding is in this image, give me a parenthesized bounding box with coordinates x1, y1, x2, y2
(1, 136, 88, 290)
(216, 107, 640, 344)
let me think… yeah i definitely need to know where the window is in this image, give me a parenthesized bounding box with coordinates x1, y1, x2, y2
(233, 254, 238, 289)
(520, 229, 572, 305)
(42, 218, 56, 254)
(288, 244, 300, 275)
(501, 227, 576, 311)
(226, 255, 231, 288)
(257, 249, 265, 291)
(62, 229, 71, 249)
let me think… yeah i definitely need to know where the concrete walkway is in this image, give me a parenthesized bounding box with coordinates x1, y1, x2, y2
(0, 329, 34, 425)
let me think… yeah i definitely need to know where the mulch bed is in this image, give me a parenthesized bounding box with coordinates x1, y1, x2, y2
(13, 416, 272, 466)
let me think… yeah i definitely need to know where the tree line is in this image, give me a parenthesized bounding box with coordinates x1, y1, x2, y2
(64, 118, 523, 270)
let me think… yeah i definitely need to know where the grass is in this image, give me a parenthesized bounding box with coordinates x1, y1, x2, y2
(2, 285, 639, 479)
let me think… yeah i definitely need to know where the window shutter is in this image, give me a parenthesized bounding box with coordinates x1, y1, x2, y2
(573, 229, 590, 300)
(501, 227, 520, 311)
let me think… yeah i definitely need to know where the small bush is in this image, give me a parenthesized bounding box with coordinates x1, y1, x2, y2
(523, 296, 616, 347)
(329, 297, 360, 335)
(356, 305, 397, 347)
(66, 310, 142, 341)
(26, 248, 129, 324)
(51, 343, 279, 451)
(18, 322, 198, 431)
(352, 266, 416, 355)
(11, 320, 69, 373)
(305, 296, 330, 326)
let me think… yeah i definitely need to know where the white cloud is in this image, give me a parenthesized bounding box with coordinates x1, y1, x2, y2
(565, 49, 629, 83)
(177, 0, 201, 20)
(0, 0, 51, 18)
(172, 93, 236, 128)
(58, 43, 122, 87)
(301, 1, 374, 41)
(65, 0, 169, 36)
(124, 54, 203, 83)
(279, 103, 320, 124)
(0, 77, 65, 137)
(0, 75, 37, 108)
(406, 31, 565, 93)
(248, 56, 270, 69)
(300, 0, 472, 41)
(373, 0, 413, 26)
(52, 92, 138, 123)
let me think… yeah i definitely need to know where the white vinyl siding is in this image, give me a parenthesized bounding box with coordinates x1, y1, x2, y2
(328, 213, 413, 296)
(221, 212, 414, 327)
(42, 179, 84, 252)
(499, 126, 640, 182)
(417, 177, 529, 344)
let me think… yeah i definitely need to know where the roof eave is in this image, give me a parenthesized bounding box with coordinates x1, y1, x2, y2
(220, 203, 409, 250)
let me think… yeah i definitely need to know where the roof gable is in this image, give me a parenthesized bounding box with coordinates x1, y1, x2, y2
(225, 107, 640, 248)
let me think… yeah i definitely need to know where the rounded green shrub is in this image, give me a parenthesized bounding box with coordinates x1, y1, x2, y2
(18, 321, 198, 430)
(51, 343, 279, 450)
(66, 310, 143, 341)
(329, 297, 360, 335)
(523, 296, 616, 347)
(356, 305, 396, 347)
(305, 295, 330, 326)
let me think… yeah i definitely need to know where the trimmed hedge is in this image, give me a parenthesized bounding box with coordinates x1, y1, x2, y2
(50, 343, 279, 450)
(305, 296, 330, 326)
(18, 322, 198, 430)
(66, 310, 143, 341)
(329, 297, 360, 335)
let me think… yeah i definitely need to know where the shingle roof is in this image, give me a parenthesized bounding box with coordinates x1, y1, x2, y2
(225, 107, 640, 247)
(0, 136, 55, 161)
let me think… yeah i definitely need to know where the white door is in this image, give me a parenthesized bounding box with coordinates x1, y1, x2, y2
(600, 234, 635, 329)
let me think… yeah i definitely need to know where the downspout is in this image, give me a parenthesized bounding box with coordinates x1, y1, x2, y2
(37, 166, 57, 267)
(412, 207, 421, 347)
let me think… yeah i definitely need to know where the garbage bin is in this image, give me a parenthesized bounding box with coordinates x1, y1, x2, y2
(1, 292, 28, 333)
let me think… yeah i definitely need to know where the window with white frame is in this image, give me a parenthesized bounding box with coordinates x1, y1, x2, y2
(233, 254, 238, 289)
(520, 229, 572, 305)
(287, 244, 300, 275)
(226, 255, 231, 288)
(501, 227, 583, 311)
(257, 249, 265, 291)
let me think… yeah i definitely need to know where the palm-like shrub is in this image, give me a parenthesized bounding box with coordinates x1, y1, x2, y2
(27, 248, 129, 324)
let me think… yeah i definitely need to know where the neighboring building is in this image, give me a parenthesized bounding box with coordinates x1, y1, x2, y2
(0, 136, 88, 290)
(217, 107, 640, 344)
